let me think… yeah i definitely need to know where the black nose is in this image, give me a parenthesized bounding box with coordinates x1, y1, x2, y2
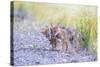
(56, 34, 61, 39)
(70, 36, 74, 41)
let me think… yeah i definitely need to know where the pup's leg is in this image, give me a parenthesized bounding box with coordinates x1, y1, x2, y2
(50, 36, 57, 50)
(61, 38, 68, 52)
(73, 34, 81, 53)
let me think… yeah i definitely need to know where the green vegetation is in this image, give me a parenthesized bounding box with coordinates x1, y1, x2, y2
(32, 43, 38, 49)
(13, 1, 97, 55)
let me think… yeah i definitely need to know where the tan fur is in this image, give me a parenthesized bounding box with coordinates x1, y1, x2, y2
(55, 27, 68, 51)
(41, 25, 82, 53)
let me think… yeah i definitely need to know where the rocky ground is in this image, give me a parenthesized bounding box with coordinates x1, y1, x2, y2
(12, 11, 97, 66)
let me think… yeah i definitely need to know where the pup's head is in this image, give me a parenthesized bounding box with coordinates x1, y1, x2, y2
(40, 26, 51, 39)
(66, 28, 76, 41)
(40, 25, 60, 39)
(54, 26, 66, 39)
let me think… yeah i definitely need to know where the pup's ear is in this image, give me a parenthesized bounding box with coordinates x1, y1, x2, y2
(40, 26, 48, 33)
(49, 23, 53, 32)
(40, 28, 46, 34)
(49, 23, 53, 28)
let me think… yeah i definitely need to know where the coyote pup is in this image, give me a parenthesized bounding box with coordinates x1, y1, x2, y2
(41, 25, 82, 53)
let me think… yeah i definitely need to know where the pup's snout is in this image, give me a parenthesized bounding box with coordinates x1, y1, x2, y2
(55, 33, 61, 39)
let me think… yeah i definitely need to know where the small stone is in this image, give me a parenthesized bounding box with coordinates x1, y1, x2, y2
(71, 60, 78, 63)
(35, 62, 40, 64)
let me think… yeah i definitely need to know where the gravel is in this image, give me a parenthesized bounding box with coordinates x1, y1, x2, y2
(13, 29, 96, 66)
